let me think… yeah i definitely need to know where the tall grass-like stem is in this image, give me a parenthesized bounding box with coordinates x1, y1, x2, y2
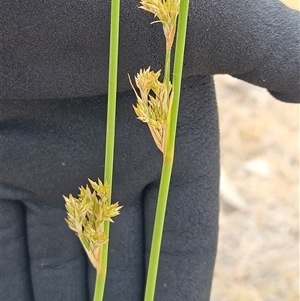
(144, 1, 190, 300)
(93, 0, 120, 300)
(164, 48, 171, 91)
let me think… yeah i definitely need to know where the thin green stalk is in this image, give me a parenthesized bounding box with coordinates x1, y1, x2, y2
(144, 159, 172, 301)
(144, 1, 190, 301)
(164, 48, 171, 91)
(168, 0, 190, 155)
(93, 0, 120, 300)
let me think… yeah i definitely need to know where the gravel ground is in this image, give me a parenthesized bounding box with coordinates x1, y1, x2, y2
(210, 74, 299, 301)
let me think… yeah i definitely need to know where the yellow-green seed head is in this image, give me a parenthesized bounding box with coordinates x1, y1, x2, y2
(64, 179, 122, 271)
(139, 0, 180, 49)
(129, 67, 173, 153)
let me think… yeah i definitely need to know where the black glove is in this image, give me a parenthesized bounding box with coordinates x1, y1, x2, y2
(1, 0, 299, 301)
(2, 0, 299, 102)
(1, 76, 219, 301)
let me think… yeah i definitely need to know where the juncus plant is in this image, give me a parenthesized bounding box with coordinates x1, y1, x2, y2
(64, 0, 190, 300)
(64, 0, 121, 300)
(129, 1, 190, 300)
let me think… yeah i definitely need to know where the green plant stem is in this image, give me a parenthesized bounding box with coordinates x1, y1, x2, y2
(144, 1, 190, 301)
(144, 159, 172, 301)
(168, 0, 190, 154)
(93, 0, 120, 300)
(164, 48, 171, 91)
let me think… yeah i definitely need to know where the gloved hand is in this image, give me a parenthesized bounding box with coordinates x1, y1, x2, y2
(1, 0, 299, 301)
(0, 76, 219, 301)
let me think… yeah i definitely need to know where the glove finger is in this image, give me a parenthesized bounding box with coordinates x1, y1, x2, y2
(25, 200, 89, 301)
(87, 200, 144, 301)
(143, 179, 219, 301)
(0, 200, 34, 300)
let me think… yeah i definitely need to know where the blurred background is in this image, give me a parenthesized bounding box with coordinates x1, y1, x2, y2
(210, 1, 299, 300)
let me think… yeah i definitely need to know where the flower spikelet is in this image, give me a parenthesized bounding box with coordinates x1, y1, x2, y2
(139, 0, 180, 49)
(64, 179, 122, 271)
(129, 67, 173, 152)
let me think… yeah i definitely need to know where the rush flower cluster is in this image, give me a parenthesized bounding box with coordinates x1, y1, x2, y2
(139, 0, 180, 49)
(64, 179, 122, 271)
(129, 67, 173, 153)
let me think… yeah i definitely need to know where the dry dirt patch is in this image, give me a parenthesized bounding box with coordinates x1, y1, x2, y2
(210, 75, 299, 301)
